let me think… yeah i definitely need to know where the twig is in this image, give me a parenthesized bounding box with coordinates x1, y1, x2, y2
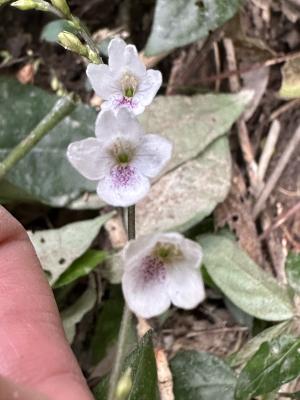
(155, 348, 175, 400)
(253, 125, 300, 218)
(223, 38, 258, 190)
(0, 95, 76, 180)
(194, 49, 300, 85)
(260, 201, 300, 239)
(257, 119, 281, 183)
(270, 99, 300, 121)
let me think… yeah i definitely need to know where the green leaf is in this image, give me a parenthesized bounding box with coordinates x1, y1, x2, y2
(137, 136, 231, 234)
(286, 252, 300, 294)
(28, 212, 114, 285)
(54, 249, 108, 288)
(93, 331, 158, 400)
(0, 77, 97, 206)
(171, 350, 236, 400)
(62, 287, 96, 343)
(41, 19, 76, 42)
(198, 234, 295, 320)
(145, 0, 242, 56)
(125, 331, 158, 400)
(90, 286, 124, 365)
(229, 321, 292, 368)
(235, 335, 300, 399)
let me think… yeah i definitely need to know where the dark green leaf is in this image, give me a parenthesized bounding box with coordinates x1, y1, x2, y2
(198, 234, 294, 320)
(90, 286, 124, 365)
(145, 0, 242, 56)
(229, 321, 292, 368)
(93, 331, 158, 400)
(235, 335, 300, 400)
(171, 350, 236, 400)
(54, 249, 108, 288)
(0, 77, 96, 206)
(286, 252, 300, 294)
(41, 19, 76, 43)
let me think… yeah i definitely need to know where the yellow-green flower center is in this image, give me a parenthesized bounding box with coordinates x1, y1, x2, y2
(152, 242, 183, 263)
(121, 73, 138, 98)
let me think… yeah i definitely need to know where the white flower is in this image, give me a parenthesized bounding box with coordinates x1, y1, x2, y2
(122, 232, 205, 319)
(66, 109, 172, 207)
(86, 38, 162, 115)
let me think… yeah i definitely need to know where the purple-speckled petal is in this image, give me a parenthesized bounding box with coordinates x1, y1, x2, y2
(122, 256, 170, 318)
(96, 164, 150, 207)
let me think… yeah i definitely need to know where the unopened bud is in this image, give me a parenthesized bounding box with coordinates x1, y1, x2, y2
(87, 47, 101, 64)
(58, 31, 88, 57)
(50, 0, 70, 16)
(11, 0, 49, 11)
(116, 368, 132, 400)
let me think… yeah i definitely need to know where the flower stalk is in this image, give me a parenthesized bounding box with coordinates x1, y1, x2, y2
(107, 206, 135, 400)
(0, 95, 76, 181)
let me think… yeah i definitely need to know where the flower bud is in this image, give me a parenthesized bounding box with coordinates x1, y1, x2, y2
(11, 0, 49, 11)
(87, 46, 101, 64)
(115, 368, 132, 400)
(58, 31, 88, 57)
(50, 0, 70, 16)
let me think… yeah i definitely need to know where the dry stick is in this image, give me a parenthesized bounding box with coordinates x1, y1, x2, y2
(253, 125, 300, 218)
(257, 119, 281, 183)
(260, 200, 300, 240)
(270, 98, 300, 121)
(223, 38, 258, 190)
(0, 95, 76, 180)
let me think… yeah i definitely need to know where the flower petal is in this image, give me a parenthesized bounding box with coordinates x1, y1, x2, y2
(122, 264, 170, 318)
(95, 109, 144, 141)
(86, 64, 120, 99)
(123, 45, 146, 79)
(122, 233, 160, 270)
(135, 69, 162, 106)
(108, 38, 127, 71)
(180, 238, 203, 270)
(97, 165, 150, 207)
(67, 138, 110, 180)
(166, 263, 205, 309)
(133, 134, 172, 178)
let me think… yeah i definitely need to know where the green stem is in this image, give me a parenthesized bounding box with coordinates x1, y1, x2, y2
(107, 206, 135, 400)
(0, 95, 76, 180)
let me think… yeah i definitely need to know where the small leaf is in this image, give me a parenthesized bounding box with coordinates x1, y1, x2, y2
(90, 286, 124, 365)
(145, 0, 242, 56)
(286, 252, 300, 294)
(62, 287, 96, 343)
(28, 212, 114, 285)
(93, 331, 158, 400)
(235, 335, 300, 399)
(125, 331, 158, 400)
(229, 321, 292, 368)
(198, 234, 295, 320)
(41, 19, 76, 43)
(54, 249, 108, 288)
(171, 350, 236, 400)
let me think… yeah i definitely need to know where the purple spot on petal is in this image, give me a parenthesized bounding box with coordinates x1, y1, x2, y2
(113, 96, 137, 109)
(111, 164, 136, 187)
(141, 255, 166, 284)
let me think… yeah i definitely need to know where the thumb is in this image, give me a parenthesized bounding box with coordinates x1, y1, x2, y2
(0, 206, 93, 400)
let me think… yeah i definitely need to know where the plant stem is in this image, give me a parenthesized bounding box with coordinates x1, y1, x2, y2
(107, 206, 135, 400)
(0, 95, 76, 180)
